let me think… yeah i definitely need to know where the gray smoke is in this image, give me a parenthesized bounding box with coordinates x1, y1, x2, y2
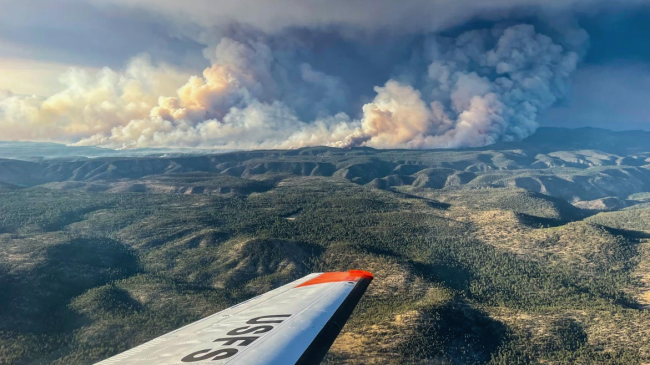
(337, 24, 584, 148)
(0, 19, 586, 149)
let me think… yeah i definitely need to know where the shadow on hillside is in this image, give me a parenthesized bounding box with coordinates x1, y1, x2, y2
(398, 299, 507, 364)
(0, 238, 139, 333)
(410, 261, 472, 292)
(389, 190, 452, 210)
(599, 225, 650, 240)
(516, 213, 567, 228)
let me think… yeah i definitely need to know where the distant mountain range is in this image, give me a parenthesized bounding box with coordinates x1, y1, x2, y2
(1, 127, 649, 208)
(504, 127, 650, 155)
(0, 141, 234, 160)
(1, 127, 649, 161)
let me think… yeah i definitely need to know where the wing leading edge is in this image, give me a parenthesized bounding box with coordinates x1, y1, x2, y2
(94, 270, 374, 365)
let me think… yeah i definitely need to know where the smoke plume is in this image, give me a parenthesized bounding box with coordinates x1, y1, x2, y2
(0, 23, 584, 150)
(0, 56, 189, 141)
(339, 24, 581, 148)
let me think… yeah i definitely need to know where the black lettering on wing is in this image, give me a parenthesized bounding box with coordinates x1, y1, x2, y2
(180, 348, 238, 362)
(214, 337, 259, 346)
(180, 314, 292, 362)
(246, 314, 291, 324)
(227, 325, 274, 335)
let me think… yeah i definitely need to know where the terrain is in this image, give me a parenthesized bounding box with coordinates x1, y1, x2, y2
(0, 141, 230, 161)
(1, 127, 650, 364)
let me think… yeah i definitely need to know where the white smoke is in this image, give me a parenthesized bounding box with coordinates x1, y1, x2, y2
(79, 101, 358, 150)
(74, 37, 358, 149)
(0, 55, 189, 141)
(0, 24, 583, 149)
(338, 24, 581, 148)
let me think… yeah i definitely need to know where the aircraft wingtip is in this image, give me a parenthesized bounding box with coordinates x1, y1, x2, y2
(297, 270, 374, 287)
(349, 270, 374, 280)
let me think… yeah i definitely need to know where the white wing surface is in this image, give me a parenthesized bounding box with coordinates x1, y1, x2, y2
(94, 270, 374, 365)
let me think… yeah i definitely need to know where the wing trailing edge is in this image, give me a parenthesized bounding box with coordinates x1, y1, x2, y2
(94, 270, 373, 365)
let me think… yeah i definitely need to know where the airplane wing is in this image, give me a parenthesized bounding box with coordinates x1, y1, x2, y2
(94, 270, 373, 365)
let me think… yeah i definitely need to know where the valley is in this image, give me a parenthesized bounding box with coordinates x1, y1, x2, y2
(1, 128, 650, 364)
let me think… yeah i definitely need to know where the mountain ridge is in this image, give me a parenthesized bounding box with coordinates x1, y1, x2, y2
(2, 127, 650, 160)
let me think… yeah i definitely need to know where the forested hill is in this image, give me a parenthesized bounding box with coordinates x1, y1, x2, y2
(1, 127, 650, 205)
(1, 127, 650, 364)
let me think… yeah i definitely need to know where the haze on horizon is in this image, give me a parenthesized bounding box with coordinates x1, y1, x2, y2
(1, 0, 650, 150)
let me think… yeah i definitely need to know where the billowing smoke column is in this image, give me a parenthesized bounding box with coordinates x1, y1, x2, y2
(0, 24, 583, 150)
(75, 37, 357, 149)
(0, 56, 189, 141)
(340, 24, 580, 148)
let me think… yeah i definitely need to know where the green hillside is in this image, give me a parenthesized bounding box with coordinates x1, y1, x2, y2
(1, 128, 650, 364)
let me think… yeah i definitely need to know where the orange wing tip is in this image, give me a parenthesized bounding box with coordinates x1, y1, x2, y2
(349, 270, 374, 280)
(297, 270, 374, 287)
